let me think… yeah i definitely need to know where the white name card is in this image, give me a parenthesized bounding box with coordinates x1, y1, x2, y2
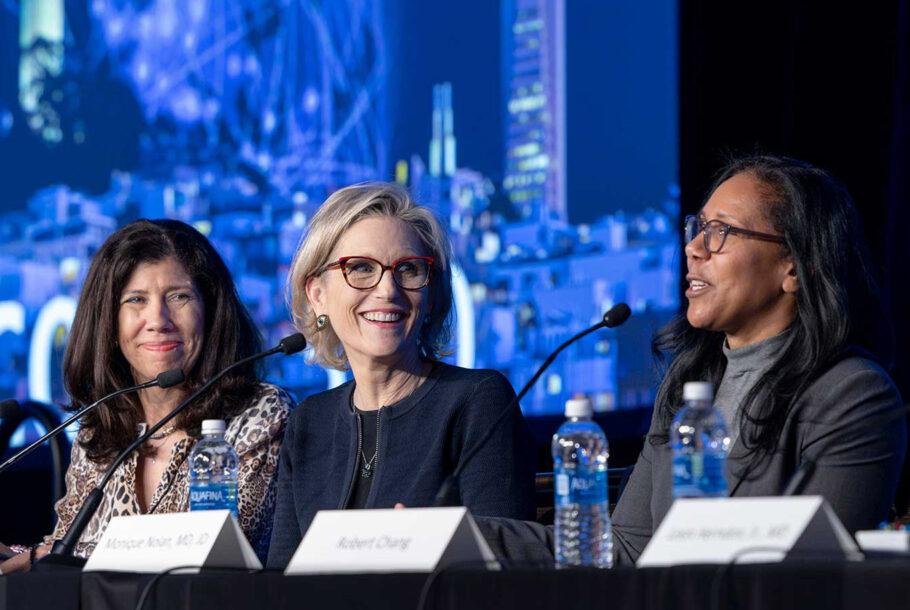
(84, 510, 261, 573)
(637, 496, 861, 567)
(285, 507, 497, 575)
(856, 530, 910, 554)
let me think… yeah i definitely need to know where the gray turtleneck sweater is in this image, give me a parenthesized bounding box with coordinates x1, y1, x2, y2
(610, 336, 906, 565)
(715, 330, 791, 446)
(466, 332, 906, 567)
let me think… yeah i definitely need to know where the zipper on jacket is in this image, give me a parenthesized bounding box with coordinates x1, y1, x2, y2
(363, 407, 382, 507)
(342, 411, 363, 508)
(372, 409, 381, 475)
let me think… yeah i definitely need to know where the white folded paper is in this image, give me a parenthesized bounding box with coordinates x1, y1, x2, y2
(285, 507, 497, 574)
(84, 510, 261, 573)
(856, 530, 910, 554)
(638, 496, 861, 567)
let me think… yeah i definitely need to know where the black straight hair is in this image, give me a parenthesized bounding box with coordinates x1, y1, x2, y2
(651, 155, 892, 476)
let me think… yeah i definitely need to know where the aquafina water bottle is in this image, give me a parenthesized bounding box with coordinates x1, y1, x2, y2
(189, 419, 238, 516)
(552, 395, 612, 568)
(670, 381, 730, 498)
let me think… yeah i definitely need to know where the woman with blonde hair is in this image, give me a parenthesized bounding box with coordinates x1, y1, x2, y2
(267, 183, 536, 568)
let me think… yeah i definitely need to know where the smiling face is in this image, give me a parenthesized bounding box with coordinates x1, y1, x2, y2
(685, 172, 798, 348)
(306, 216, 430, 370)
(117, 256, 205, 383)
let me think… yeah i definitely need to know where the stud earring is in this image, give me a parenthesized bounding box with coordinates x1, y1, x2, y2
(316, 314, 329, 331)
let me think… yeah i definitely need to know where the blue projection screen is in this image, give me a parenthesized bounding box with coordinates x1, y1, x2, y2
(0, 0, 679, 437)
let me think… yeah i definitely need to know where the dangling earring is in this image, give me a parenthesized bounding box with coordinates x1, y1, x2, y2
(316, 314, 329, 331)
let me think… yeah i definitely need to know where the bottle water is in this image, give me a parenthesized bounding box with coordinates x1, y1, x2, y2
(552, 395, 612, 568)
(670, 381, 730, 498)
(189, 419, 238, 516)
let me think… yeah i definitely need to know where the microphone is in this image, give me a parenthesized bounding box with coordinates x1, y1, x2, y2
(0, 369, 185, 477)
(434, 303, 632, 506)
(41, 334, 307, 566)
(601, 303, 632, 329)
(0, 399, 18, 419)
(277, 332, 307, 355)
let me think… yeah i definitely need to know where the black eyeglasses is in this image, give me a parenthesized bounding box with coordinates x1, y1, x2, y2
(318, 256, 435, 291)
(684, 215, 785, 254)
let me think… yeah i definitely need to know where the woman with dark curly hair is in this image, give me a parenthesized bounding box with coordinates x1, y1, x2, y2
(611, 155, 906, 563)
(0, 219, 292, 573)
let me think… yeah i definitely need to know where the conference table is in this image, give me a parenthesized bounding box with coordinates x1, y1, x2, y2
(3, 558, 910, 610)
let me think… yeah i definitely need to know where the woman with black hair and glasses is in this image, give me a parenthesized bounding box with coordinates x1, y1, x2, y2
(266, 183, 536, 569)
(610, 155, 906, 564)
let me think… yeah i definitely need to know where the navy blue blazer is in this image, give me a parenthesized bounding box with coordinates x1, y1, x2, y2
(266, 362, 537, 568)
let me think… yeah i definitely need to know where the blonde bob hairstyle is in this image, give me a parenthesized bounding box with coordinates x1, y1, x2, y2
(287, 182, 454, 370)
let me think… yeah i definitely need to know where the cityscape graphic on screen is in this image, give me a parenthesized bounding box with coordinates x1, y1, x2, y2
(0, 0, 680, 438)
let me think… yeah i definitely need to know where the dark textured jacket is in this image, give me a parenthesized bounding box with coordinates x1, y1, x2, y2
(266, 362, 537, 568)
(611, 356, 907, 564)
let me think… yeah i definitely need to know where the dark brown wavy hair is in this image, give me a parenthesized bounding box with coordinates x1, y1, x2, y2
(64, 219, 264, 463)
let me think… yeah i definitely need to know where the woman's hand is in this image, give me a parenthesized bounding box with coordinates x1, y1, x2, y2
(0, 544, 51, 575)
(0, 542, 14, 559)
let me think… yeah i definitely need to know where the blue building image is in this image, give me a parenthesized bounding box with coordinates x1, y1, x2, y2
(0, 0, 680, 428)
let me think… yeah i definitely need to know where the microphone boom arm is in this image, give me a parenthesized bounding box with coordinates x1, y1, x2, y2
(514, 321, 609, 406)
(48, 336, 303, 560)
(434, 304, 630, 506)
(0, 372, 182, 476)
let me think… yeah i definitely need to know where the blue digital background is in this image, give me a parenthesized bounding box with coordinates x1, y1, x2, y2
(0, 0, 679, 440)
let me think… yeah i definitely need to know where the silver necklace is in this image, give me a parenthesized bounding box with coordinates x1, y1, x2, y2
(147, 448, 162, 465)
(360, 447, 377, 477)
(135, 423, 178, 465)
(137, 422, 178, 440)
(357, 410, 381, 479)
(148, 424, 177, 440)
(145, 432, 180, 465)
(146, 440, 168, 465)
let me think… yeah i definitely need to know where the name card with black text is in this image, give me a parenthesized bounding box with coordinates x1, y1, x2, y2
(637, 496, 861, 567)
(285, 507, 497, 574)
(83, 510, 261, 573)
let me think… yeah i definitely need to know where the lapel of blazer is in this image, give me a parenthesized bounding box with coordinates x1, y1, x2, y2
(726, 405, 770, 497)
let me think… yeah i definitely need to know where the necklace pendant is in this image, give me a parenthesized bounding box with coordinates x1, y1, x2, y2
(360, 466, 373, 479)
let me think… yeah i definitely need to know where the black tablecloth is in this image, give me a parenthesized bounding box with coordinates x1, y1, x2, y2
(4, 560, 910, 610)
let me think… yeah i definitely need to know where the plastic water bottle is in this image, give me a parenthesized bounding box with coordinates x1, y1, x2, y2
(670, 381, 730, 498)
(189, 419, 238, 516)
(552, 395, 612, 568)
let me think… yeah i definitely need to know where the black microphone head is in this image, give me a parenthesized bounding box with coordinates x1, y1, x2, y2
(155, 369, 186, 389)
(603, 303, 631, 328)
(279, 333, 307, 355)
(0, 399, 19, 419)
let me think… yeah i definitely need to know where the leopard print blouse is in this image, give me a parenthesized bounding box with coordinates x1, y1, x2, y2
(43, 383, 293, 563)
